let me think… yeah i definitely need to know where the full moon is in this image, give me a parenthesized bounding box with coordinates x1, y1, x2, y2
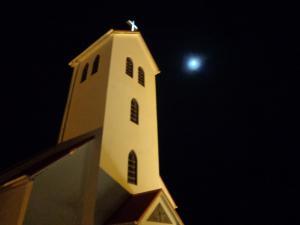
(183, 55, 204, 73)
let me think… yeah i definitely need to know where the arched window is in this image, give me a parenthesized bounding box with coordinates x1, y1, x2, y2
(92, 55, 100, 75)
(126, 57, 133, 77)
(81, 63, 89, 83)
(130, 99, 139, 124)
(138, 67, 145, 86)
(128, 151, 137, 185)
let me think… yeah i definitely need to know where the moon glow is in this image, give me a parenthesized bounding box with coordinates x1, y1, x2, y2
(183, 54, 204, 73)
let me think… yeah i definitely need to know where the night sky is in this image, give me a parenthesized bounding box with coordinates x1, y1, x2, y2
(1, 2, 299, 225)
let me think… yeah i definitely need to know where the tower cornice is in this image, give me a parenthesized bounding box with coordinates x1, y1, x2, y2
(68, 29, 160, 76)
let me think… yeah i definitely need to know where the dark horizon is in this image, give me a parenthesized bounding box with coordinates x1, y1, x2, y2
(1, 2, 299, 224)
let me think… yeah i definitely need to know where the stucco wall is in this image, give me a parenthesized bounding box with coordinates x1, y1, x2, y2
(0, 178, 32, 225)
(23, 138, 100, 225)
(100, 33, 161, 195)
(60, 36, 113, 142)
(94, 168, 130, 225)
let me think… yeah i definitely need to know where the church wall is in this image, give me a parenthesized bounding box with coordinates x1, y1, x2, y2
(100, 33, 161, 194)
(59, 37, 113, 142)
(94, 168, 130, 225)
(0, 177, 32, 225)
(23, 138, 100, 225)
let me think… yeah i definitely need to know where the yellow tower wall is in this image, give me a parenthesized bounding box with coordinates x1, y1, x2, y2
(59, 31, 163, 195)
(59, 36, 113, 142)
(100, 33, 161, 194)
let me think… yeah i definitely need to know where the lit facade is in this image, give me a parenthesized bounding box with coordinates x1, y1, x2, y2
(0, 28, 184, 225)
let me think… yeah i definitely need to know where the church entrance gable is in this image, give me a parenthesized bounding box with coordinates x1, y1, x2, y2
(147, 203, 172, 224)
(138, 191, 183, 225)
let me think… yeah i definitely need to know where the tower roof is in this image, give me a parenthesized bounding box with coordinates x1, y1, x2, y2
(68, 29, 160, 75)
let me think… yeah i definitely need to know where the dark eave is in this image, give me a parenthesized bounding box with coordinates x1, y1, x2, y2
(0, 128, 102, 186)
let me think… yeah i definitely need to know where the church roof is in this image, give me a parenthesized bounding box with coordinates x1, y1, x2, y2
(0, 129, 101, 187)
(68, 29, 160, 75)
(105, 189, 161, 224)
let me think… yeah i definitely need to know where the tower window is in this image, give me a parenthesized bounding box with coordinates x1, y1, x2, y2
(130, 99, 139, 124)
(128, 150, 137, 185)
(81, 63, 89, 83)
(138, 67, 145, 86)
(92, 55, 100, 75)
(126, 57, 133, 77)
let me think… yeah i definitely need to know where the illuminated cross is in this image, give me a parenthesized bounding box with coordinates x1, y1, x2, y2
(126, 20, 138, 31)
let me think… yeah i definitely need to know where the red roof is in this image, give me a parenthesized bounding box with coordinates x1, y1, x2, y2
(106, 189, 161, 224)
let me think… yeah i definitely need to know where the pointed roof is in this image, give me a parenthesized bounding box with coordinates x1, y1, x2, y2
(68, 29, 160, 75)
(105, 189, 161, 225)
(105, 189, 184, 225)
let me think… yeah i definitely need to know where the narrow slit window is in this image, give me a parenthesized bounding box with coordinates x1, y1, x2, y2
(130, 99, 139, 124)
(138, 67, 145, 86)
(81, 63, 89, 83)
(128, 151, 137, 185)
(126, 57, 133, 77)
(92, 55, 100, 75)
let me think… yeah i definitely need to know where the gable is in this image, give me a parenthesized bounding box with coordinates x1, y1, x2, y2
(147, 203, 172, 224)
(139, 191, 184, 225)
(104, 190, 184, 225)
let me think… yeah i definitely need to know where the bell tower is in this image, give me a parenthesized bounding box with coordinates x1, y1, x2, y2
(59, 29, 163, 194)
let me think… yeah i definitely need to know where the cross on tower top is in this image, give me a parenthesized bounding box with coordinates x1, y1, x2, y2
(126, 20, 138, 31)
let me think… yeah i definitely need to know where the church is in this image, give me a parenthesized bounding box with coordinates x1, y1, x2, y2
(0, 22, 184, 225)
